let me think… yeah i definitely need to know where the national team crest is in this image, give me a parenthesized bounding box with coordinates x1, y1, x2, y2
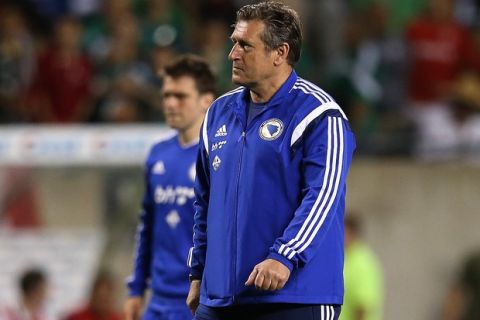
(259, 118, 284, 141)
(212, 155, 221, 171)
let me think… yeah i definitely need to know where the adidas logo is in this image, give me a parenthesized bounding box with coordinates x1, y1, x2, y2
(214, 125, 227, 137)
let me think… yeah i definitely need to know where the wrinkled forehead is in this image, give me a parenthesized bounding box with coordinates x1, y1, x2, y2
(231, 20, 265, 42)
(233, 20, 250, 34)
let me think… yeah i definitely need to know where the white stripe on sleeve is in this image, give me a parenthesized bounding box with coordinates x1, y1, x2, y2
(187, 247, 193, 267)
(202, 108, 210, 155)
(290, 101, 346, 147)
(279, 116, 334, 257)
(279, 117, 345, 259)
(293, 118, 344, 255)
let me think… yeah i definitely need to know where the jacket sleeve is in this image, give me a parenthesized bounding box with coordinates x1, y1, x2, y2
(188, 120, 210, 280)
(267, 112, 355, 271)
(126, 158, 155, 296)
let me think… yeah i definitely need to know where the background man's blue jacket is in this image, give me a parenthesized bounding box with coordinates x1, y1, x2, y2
(128, 136, 198, 311)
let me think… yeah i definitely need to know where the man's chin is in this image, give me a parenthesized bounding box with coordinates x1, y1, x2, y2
(232, 76, 247, 86)
(165, 119, 179, 129)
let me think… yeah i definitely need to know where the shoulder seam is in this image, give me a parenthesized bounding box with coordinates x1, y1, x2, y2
(290, 102, 347, 147)
(292, 79, 347, 117)
(293, 79, 333, 104)
(215, 86, 244, 102)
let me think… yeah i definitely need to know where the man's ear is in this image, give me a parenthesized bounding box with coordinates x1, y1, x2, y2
(200, 93, 215, 112)
(273, 43, 290, 66)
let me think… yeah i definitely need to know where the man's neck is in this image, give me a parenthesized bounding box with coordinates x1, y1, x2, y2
(22, 298, 41, 314)
(178, 121, 202, 147)
(249, 66, 293, 103)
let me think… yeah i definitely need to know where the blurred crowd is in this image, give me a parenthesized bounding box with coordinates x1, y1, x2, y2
(0, 267, 123, 320)
(0, 0, 480, 157)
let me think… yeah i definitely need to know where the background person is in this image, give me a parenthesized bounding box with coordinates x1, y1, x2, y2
(64, 270, 122, 320)
(341, 214, 384, 320)
(0, 267, 50, 320)
(124, 54, 216, 320)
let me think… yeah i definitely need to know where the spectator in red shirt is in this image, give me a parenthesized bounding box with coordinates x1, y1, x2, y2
(27, 16, 93, 123)
(0, 168, 41, 229)
(64, 271, 122, 320)
(406, 0, 478, 104)
(405, 0, 480, 158)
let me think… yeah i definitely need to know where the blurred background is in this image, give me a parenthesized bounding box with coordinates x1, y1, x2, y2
(0, 0, 479, 319)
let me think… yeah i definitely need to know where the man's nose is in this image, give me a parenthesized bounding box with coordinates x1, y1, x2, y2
(228, 43, 240, 61)
(163, 96, 178, 109)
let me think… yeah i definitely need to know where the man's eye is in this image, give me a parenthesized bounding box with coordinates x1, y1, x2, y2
(164, 93, 187, 99)
(241, 43, 252, 51)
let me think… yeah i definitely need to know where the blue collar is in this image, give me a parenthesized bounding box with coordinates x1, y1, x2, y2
(235, 69, 298, 107)
(233, 70, 298, 128)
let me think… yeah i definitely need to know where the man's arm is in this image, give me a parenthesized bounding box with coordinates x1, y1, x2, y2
(124, 296, 144, 320)
(245, 258, 291, 291)
(442, 284, 466, 320)
(186, 280, 202, 315)
(442, 253, 477, 320)
(187, 120, 211, 313)
(125, 161, 155, 319)
(246, 112, 355, 289)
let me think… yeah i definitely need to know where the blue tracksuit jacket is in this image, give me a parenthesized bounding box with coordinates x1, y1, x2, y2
(189, 70, 356, 307)
(127, 135, 197, 311)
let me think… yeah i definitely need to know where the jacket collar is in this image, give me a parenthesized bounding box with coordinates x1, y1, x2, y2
(232, 70, 298, 127)
(235, 69, 298, 107)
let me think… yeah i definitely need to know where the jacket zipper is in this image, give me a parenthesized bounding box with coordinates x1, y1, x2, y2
(232, 130, 246, 304)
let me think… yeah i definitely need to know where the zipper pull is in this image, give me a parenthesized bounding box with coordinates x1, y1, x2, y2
(237, 131, 246, 142)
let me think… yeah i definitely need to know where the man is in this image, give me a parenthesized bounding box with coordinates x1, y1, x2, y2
(27, 16, 93, 123)
(0, 268, 49, 320)
(125, 55, 216, 320)
(187, 2, 356, 320)
(342, 214, 383, 320)
(442, 249, 480, 320)
(405, 0, 480, 158)
(65, 270, 122, 320)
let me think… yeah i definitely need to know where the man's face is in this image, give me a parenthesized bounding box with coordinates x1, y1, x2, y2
(228, 20, 276, 88)
(91, 280, 116, 313)
(28, 281, 48, 309)
(162, 76, 206, 132)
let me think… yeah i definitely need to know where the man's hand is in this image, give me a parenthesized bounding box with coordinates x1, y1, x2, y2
(124, 296, 144, 320)
(245, 258, 291, 291)
(186, 280, 201, 315)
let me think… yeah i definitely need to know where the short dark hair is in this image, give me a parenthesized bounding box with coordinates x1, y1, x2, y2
(163, 54, 216, 95)
(19, 268, 46, 296)
(236, 1, 302, 66)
